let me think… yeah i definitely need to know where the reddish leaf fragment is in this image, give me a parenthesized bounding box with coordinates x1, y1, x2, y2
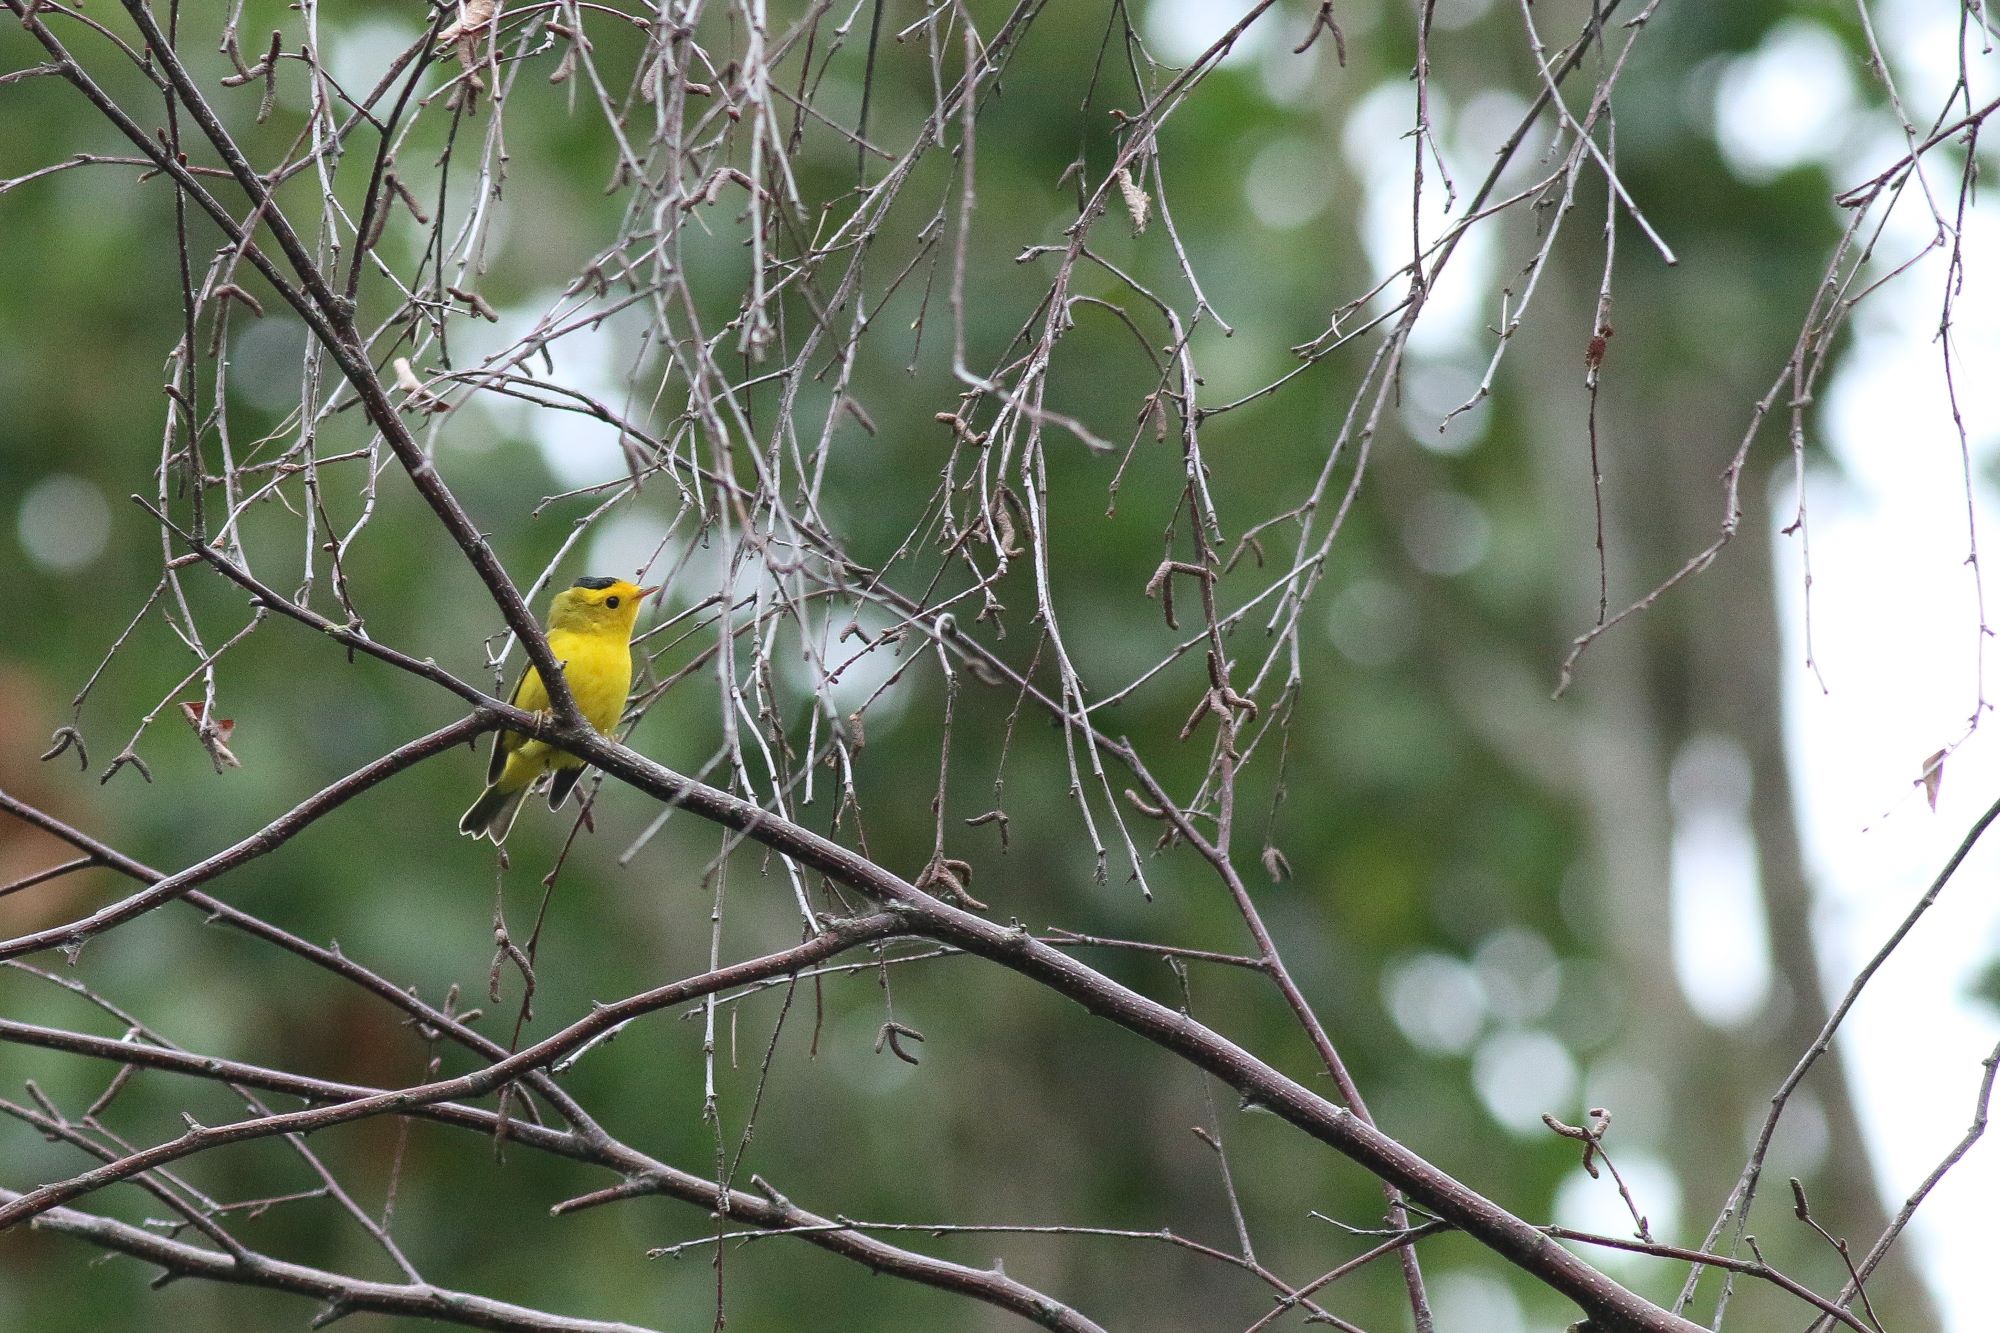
(179, 701, 243, 772)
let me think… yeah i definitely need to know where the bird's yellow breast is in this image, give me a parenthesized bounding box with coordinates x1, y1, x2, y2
(545, 626, 634, 734)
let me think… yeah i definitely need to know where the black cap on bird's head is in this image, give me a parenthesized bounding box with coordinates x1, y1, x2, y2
(555, 576, 662, 615)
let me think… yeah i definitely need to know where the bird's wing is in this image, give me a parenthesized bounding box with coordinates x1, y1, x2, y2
(546, 764, 585, 810)
(487, 663, 551, 783)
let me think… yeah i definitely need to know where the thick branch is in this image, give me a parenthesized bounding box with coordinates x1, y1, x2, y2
(0, 614, 1701, 1329)
(557, 736, 1704, 1333)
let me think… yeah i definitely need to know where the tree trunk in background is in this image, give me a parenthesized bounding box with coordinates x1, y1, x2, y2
(1526, 266, 1935, 1324)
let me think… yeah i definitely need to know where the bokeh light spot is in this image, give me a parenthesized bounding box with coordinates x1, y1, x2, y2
(18, 474, 111, 572)
(1713, 21, 1855, 182)
(1403, 490, 1491, 576)
(1385, 951, 1487, 1055)
(1472, 1027, 1577, 1133)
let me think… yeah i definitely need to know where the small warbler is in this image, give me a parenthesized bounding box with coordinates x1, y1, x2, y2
(458, 576, 658, 842)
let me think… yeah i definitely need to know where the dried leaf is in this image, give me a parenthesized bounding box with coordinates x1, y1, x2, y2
(179, 701, 242, 771)
(393, 356, 425, 395)
(1114, 166, 1150, 234)
(436, 1, 500, 112)
(437, 0, 498, 52)
(392, 357, 446, 413)
(1919, 748, 1947, 811)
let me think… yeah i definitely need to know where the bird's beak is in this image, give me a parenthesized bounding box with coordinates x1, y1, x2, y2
(636, 585, 663, 602)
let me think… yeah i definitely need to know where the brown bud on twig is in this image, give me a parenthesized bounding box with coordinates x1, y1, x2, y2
(1145, 561, 1208, 631)
(934, 412, 986, 447)
(40, 726, 88, 770)
(215, 284, 264, 318)
(915, 855, 986, 910)
(990, 497, 1019, 560)
(1225, 532, 1265, 573)
(964, 809, 1010, 849)
(385, 171, 431, 224)
(1542, 1111, 1605, 1178)
(874, 1021, 925, 1066)
(1294, 2, 1347, 63)
(447, 285, 501, 322)
(1584, 322, 1614, 373)
(100, 749, 152, 785)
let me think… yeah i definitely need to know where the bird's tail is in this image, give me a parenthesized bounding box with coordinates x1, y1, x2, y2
(458, 782, 531, 842)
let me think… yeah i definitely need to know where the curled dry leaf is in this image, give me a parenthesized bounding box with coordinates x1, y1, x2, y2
(392, 357, 446, 413)
(436, 0, 499, 55)
(1918, 748, 1947, 811)
(436, 0, 500, 106)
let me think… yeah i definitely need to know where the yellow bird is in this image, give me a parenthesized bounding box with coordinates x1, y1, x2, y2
(459, 576, 658, 842)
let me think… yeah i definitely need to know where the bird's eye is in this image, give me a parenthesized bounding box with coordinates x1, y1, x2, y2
(606, 595, 621, 609)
